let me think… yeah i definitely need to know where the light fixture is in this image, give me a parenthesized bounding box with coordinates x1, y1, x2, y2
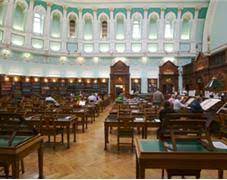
(23, 53, 31, 61)
(25, 77, 30, 82)
(44, 78, 48, 83)
(4, 76, 9, 82)
(1, 49, 10, 59)
(102, 78, 106, 83)
(77, 56, 84, 64)
(142, 57, 147, 64)
(69, 79, 74, 83)
(52, 78, 57, 83)
(61, 79, 65, 83)
(134, 79, 139, 83)
(87, 79, 90, 84)
(60, 56, 67, 64)
(34, 77, 39, 82)
(94, 79, 97, 83)
(78, 79, 82, 83)
(14, 76, 19, 82)
(93, 57, 99, 64)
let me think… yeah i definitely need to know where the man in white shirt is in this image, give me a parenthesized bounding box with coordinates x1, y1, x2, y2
(45, 96, 60, 106)
(88, 94, 97, 103)
(173, 96, 186, 112)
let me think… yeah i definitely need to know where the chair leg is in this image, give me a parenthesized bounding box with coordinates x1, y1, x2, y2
(53, 135, 56, 150)
(21, 160, 25, 174)
(61, 132, 64, 144)
(117, 136, 120, 152)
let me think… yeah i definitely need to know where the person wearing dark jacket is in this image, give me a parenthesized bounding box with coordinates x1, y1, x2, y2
(189, 96, 203, 113)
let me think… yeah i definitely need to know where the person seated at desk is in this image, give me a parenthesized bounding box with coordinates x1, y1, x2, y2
(88, 94, 97, 103)
(157, 101, 174, 139)
(189, 96, 203, 113)
(45, 96, 59, 106)
(168, 94, 175, 105)
(173, 95, 186, 112)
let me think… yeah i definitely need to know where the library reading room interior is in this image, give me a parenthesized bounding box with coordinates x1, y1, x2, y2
(0, 0, 227, 179)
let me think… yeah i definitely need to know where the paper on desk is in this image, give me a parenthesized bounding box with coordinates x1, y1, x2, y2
(212, 141, 227, 149)
(135, 117, 144, 122)
(154, 119, 161, 123)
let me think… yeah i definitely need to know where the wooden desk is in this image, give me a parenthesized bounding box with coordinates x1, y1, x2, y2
(0, 135, 43, 179)
(104, 116, 160, 150)
(135, 138, 227, 179)
(26, 115, 77, 149)
(73, 109, 88, 133)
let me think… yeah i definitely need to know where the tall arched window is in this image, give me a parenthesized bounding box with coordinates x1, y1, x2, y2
(83, 15, 93, 40)
(99, 15, 108, 39)
(68, 14, 77, 38)
(181, 13, 192, 40)
(132, 14, 142, 40)
(12, 1, 27, 31)
(33, 12, 44, 34)
(0, 2, 6, 26)
(115, 14, 125, 40)
(51, 11, 61, 38)
(148, 13, 159, 39)
(164, 12, 176, 39)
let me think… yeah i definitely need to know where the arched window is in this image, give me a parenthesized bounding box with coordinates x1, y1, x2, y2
(165, 13, 176, 39)
(68, 14, 77, 38)
(115, 14, 125, 40)
(12, 1, 27, 31)
(51, 11, 61, 38)
(83, 15, 93, 40)
(33, 13, 44, 34)
(132, 14, 142, 40)
(0, 2, 6, 26)
(148, 13, 159, 39)
(99, 15, 108, 39)
(181, 13, 192, 40)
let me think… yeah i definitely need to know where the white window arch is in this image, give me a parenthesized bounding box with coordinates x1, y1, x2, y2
(115, 13, 125, 40)
(181, 12, 193, 40)
(99, 14, 109, 40)
(50, 11, 62, 38)
(68, 13, 78, 38)
(132, 13, 142, 40)
(148, 13, 159, 40)
(83, 14, 93, 40)
(12, 0, 28, 31)
(164, 12, 176, 39)
(33, 6, 45, 35)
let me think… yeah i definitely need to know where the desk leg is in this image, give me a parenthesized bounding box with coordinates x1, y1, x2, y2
(136, 155, 139, 179)
(12, 159, 20, 179)
(82, 116, 85, 133)
(85, 115, 88, 129)
(104, 124, 108, 150)
(144, 127, 147, 139)
(139, 166, 145, 179)
(218, 170, 223, 179)
(67, 126, 70, 149)
(73, 122, 76, 142)
(38, 144, 44, 179)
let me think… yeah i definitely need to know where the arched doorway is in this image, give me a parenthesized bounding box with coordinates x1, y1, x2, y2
(110, 61, 130, 99)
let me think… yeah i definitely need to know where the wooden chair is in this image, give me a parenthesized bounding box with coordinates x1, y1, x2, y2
(86, 106, 96, 123)
(117, 112, 134, 152)
(39, 114, 64, 150)
(161, 119, 211, 179)
(143, 108, 157, 121)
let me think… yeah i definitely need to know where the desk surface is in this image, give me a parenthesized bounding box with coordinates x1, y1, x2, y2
(0, 135, 33, 148)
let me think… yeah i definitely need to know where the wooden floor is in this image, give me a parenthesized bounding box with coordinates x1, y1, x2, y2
(17, 105, 227, 179)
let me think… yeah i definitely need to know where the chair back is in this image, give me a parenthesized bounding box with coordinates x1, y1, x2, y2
(39, 114, 56, 134)
(143, 108, 157, 121)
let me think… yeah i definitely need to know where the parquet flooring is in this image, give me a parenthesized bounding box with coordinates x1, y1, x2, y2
(16, 105, 227, 179)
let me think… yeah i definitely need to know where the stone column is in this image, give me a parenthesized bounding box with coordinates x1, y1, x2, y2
(109, 8, 114, 53)
(178, 65, 183, 94)
(159, 8, 165, 53)
(61, 6, 67, 52)
(3, 0, 15, 45)
(141, 77, 147, 93)
(93, 8, 99, 53)
(175, 8, 182, 52)
(126, 8, 131, 52)
(44, 2, 52, 51)
(25, 0, 34, 48)
(78, 8, 83, 53)
(191, 7, 199, 53)
(142, 8, 148, 53)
